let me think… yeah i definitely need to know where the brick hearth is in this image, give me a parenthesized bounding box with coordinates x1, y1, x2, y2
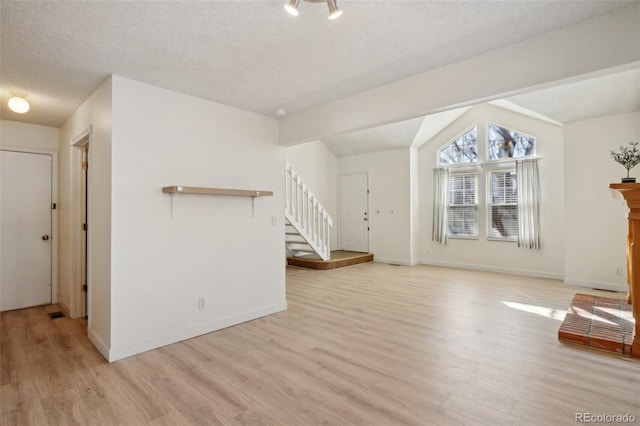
(558, 293, 634, 356)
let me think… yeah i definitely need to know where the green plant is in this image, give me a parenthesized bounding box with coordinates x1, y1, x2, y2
(611, 141, 640, 178)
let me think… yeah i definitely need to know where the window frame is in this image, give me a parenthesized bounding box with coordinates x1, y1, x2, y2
(436, 124, 479, 167)
(447, 173, 479, 239)
(486, 169, 518, 242)
(486, 122, 536, 163)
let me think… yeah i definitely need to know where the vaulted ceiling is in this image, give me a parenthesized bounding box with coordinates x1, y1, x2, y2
(1, 1, 636, 128)
(318, 67, 640, 157)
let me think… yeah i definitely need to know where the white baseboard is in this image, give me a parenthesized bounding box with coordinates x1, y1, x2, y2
(89, 329, 110, 360)
(563, 279, 627, 293)
(106, 302, 288, 362)
(58, 299, 71, 318)
(419, 259, 563, 280)
(374, 257, 419, 266)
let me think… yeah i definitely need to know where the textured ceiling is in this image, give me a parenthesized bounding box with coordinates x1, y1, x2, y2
(322, 116, 424, 157)
(506, 68, 640, 124)
(1, 1, 634, 127)
(319, 68, 640, 157)
(320, 107, 469, 157)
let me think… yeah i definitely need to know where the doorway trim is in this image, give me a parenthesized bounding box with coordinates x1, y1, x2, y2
(0, 146, 58, 306)
(70, 126, 92, 320)
(338, 171, 370, 253)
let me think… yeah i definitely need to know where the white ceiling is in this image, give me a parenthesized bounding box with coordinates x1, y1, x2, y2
(322, 116, 425, 157)
(505, 67, 640, 124)
(1, 1, 635, 127)
(319, 68, 640, 157)
(321, 106, 470, 157)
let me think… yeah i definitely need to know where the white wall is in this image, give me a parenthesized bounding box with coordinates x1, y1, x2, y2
(1, 120, 59, 151)
(564, 111, 640, 292)
(338, 149, 412, 265)
(58, 77, 113, 357)
(284, 140, 338, 250)
(419, 104, 565, 278)
(409, 147, 419, 264)
(108, 76, 285, 361)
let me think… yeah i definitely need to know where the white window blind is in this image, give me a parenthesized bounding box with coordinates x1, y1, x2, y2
(448, 174, 477, 237)
(488, 171, 517, 240)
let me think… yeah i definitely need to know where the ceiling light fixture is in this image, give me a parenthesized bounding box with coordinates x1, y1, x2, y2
(274, 107, 287, 117)
(8, 96, 30, 114)
(284, 0, 342, 19)
(284, 0, 300, 16)
(327, 0, 342, 19)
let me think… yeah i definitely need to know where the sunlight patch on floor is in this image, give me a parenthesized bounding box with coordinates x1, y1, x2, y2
(502, 301, 566, 321)
(569, 305, 618, 326)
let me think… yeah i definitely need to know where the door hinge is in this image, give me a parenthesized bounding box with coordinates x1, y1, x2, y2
(82, 161, 88, 170)
(51, 203, 56, 209)
(83, 284, 87, 292)
(367, 189, 370, 194)
(82, 223, 87, 231)
(368, 227, 370, 231)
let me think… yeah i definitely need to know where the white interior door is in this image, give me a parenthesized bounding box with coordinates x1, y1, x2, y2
(340, 173, 369, 252)
(1, 151, 52, 311)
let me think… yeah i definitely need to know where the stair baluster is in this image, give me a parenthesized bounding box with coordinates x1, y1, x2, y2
(284, 163, 333, 261)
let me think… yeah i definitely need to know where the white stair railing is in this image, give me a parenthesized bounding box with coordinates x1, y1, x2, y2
(285, 162, 333, 260)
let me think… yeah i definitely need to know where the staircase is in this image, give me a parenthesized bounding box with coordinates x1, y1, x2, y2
(285, 163, 333, 261)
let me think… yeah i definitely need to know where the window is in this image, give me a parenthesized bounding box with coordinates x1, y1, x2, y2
(488, 171, 517, 240)
(438, 127, 478, 165)
(488, 124, 535, 160)
(448, 174, 477, 237)
(432, 120, 539, 245)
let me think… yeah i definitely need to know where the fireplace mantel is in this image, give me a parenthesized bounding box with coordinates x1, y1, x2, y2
(610, 183, 640, 358)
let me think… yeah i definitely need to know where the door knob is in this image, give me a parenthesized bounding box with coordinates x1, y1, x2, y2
(42, 235, 49, 241)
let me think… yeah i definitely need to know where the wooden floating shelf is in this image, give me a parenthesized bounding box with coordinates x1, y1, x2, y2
(162, 186, 273, 197)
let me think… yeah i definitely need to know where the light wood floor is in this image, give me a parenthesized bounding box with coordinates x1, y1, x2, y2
(2, 263, 639, 425)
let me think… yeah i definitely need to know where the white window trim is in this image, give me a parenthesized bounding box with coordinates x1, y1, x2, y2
(449, 234, 480, 241)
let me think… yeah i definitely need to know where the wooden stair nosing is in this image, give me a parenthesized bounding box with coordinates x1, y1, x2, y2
(287, 253, 374, 270)
(288, 248, 315, 254)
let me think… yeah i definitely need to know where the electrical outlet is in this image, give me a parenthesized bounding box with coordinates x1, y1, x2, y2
(616, 267, 622, 276)
(272, 216, 277, 226)
(198, 297, 207, 310)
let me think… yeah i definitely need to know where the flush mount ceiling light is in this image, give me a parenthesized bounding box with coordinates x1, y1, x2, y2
(8, 96, 30, 114)
(285, 0, 342, 19)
